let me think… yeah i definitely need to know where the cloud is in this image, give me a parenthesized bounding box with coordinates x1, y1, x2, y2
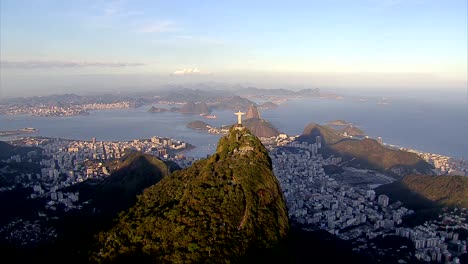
(100, 0, 138, 17)
(0, 60, 146, 69)
(138, 21, 177, 34)
(173, 35, 225, 45)
(172, 68, 203, 75)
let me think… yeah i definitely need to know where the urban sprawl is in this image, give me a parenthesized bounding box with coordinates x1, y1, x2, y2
(0, 131, 466, 263)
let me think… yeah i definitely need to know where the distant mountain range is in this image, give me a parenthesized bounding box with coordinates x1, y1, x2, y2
(236, 87, 320, 97)
(175, 101, 210, 115)
(0, 86, 323, 112)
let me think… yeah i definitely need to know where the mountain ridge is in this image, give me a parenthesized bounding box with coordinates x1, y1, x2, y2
(298, 123, 433, 176)
(91, 126, 289, 262)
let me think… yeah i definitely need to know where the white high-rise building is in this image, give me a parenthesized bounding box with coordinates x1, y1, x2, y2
(378, 194, 389, 207)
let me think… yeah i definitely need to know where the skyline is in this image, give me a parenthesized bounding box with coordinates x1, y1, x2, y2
(1, 0, 467, 97)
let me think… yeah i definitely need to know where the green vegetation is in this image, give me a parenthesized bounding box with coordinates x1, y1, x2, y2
(399, 174, 468, 208)
(91, 152, 180, 213)
(328, 138, 432, 174)
(377, 175, 468, 226)
(299, 123, 432, 177)
(299, 123, 344, 145)
(91, 126, 289, 263)
(67, 151, 179, 216)
(31, 152, 179, 263)
(376, 177, 441, 226)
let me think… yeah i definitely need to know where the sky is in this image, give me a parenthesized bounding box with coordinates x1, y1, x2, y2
(0, 0, 467, 97)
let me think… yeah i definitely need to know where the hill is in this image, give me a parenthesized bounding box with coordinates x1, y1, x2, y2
(97, 152, 180, 208)
(340, 125, 366, 137)
(329, 138, 432, 175)
(298, 123, 344, 145)
(325, 120, 366, 137)
(383, 175, 468, 208)
(67, 151, 180, 220)
(242, 104, 280, 138)
(327, 120, 350, 126)
(36, 152, 180, 262)
(245, 104, 261, 119)
(147, 106, 168, 113)
(186, 120, 210, 130)
(91, 126, 289, 263)
(376, 174, 468, 226)
(298, 123, 432, 176)
(243, 118, 280, 138)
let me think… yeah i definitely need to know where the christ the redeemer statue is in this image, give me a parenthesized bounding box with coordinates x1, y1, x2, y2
(234, 111, 245, 125)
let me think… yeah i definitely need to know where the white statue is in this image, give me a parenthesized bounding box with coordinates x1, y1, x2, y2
(234, 111, 245, 125)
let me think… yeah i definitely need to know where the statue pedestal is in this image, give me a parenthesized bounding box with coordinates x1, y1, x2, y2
(234, 125, 245, 131)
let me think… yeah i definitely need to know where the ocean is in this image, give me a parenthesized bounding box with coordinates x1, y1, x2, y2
(1, 98, 467, 159)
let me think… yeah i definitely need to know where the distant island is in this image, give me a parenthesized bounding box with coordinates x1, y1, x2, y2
(186, 120, 211, 130)
(147, 106, 168, 113)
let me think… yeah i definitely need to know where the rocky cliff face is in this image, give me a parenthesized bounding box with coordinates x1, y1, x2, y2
(242, 104, 280, 138)
(245, 104, 261, 119)
(243, 118, 280, 138)
(91, 126, 289, 263)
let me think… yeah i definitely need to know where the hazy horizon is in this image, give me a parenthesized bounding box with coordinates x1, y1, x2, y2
(1, 72, 467, 102)
(1, 0, 467, 99)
